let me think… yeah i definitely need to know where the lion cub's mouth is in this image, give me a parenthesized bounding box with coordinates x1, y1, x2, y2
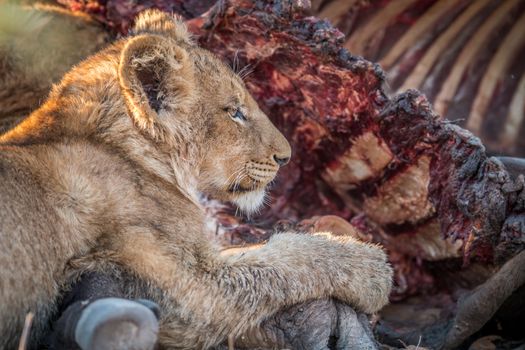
(226, 161, 280, 214)
(227, 161, 278, 194)
(227, 177, 269, 194)
(227, 185, 253, 193)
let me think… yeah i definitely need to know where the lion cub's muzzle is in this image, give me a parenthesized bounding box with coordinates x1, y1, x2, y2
(246, 160, 280, 184)
(227, 160, 278, 193)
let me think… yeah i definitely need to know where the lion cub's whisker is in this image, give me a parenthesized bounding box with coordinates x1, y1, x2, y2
(225, 166, 245, 188)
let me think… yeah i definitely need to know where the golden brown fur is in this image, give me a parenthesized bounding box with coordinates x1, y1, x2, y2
(0, 10, 392, 349)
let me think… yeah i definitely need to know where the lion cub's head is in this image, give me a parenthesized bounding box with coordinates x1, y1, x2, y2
(118, 10, 291, 213)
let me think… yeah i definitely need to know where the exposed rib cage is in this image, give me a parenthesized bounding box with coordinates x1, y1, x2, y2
(314, 0, 525, 156)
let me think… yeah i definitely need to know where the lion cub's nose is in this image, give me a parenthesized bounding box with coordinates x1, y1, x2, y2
(273, 155, 290, 167)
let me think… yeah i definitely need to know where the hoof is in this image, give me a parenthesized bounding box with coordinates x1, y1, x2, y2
(75, 298, 159, 350)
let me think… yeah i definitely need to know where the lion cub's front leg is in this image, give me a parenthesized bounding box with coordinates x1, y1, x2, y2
(228, 232, 393, 314)
(156, 231, 392, 348)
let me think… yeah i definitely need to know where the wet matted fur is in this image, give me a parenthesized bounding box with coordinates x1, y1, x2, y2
(0, 10, 392, 349)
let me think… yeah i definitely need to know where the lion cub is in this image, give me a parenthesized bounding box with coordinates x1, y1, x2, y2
(0, 10, 392, 349)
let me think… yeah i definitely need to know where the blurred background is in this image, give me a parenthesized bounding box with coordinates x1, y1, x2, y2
(312, 0, 525, 157)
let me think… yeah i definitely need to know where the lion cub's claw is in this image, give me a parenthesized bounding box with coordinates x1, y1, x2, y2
(75, 298, 159, 350)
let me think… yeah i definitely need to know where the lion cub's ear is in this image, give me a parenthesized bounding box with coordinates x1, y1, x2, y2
(118, 34, 194, 139)
(131, 9, 194, 46)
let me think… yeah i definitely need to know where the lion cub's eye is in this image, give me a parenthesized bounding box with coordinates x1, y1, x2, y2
(231, 109, 247, 122)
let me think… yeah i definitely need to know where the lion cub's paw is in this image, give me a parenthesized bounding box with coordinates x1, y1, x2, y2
(313, 232, 393, 314)
(267, 232, 393, 314)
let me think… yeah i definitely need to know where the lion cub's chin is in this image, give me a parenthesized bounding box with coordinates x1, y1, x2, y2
(233, 189, 266, 215)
